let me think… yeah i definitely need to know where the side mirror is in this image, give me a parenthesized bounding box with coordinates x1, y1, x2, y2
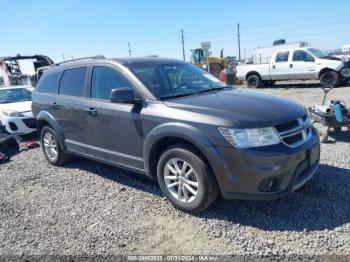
(110, 88, 137, 104)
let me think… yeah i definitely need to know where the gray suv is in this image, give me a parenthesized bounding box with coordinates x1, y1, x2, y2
(32, 57, 320, 213)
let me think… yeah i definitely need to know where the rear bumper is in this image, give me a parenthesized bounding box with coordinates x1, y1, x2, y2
(205, 129, 320, 200)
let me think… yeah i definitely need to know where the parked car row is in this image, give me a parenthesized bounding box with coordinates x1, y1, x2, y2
(23, 56, 321, 213)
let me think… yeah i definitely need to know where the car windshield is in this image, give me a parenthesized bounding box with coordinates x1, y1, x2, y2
(0, 88, 32, 104)
(126, 61, 227, 100)
(307, 48, 327, 58)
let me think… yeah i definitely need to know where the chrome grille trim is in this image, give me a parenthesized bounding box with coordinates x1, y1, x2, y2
(275, 114, 312, 148)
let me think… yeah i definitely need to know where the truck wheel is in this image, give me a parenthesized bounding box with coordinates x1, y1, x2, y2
(320, 71, 340, 89)
(157, 144, 219, 213)
(209, 63, 223, 78)
(247, 74, 262, 88)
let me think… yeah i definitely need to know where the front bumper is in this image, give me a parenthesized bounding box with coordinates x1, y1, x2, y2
(206, 129, 320, 200)
(1, 115, 37, 135)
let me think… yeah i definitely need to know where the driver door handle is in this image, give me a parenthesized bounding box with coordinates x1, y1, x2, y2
(290, 64, 293, 68)
(51, 102, 59, 110)
(85, 108, 98, 116)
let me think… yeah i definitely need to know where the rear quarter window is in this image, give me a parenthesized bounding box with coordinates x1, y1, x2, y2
(36, 71, 61, 94)
(59, 67, 87, 97)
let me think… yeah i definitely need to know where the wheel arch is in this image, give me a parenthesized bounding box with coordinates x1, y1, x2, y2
(36, 111, 67, 150)
(246, 71, 262, 80)
(143, 123, 216, 181)
(318, 67, 338, 79)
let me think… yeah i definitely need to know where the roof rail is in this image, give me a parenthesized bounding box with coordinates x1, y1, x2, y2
(55, 55, 105, 66)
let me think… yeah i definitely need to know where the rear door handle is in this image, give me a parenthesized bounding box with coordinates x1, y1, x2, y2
(272, 65, 276, 69)
(85, 108, 98, 116)
(290, 64, 293, 68)
(51, 102, 59, 110)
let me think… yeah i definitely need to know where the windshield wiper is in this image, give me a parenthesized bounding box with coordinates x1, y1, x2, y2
(197, 85, 230, 94)
(159, 91, 197, 100)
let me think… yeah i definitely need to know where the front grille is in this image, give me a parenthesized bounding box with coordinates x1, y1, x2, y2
(283, 133, 303, 145)
(275, 120, 299, 133)
(22, 118, 37, 129)
(9, 122, 18, 131)
(275, 114, 311, 148)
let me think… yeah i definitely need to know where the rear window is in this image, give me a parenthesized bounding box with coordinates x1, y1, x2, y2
(59, 67, 87, 97)
(275, 51, 289, 62)
(37, 72, 61, 94)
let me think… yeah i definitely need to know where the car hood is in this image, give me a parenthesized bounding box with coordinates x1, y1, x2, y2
(164, 89, 305, 128)
(318, 58, 344, 68)
(0, 101, 32, 113)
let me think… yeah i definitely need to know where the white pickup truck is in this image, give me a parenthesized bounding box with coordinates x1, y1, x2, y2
(236, 47, 350, 88)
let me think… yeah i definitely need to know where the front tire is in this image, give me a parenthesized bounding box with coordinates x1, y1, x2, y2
(320, 71, 340, 89)
(157, 144, 219, 213)
(246, 74, 262, 88)
(41, 126, 70, 166)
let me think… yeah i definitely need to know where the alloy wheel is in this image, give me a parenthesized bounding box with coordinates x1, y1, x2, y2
(163, 158, 199, 203)
(43, 131, 58, 161)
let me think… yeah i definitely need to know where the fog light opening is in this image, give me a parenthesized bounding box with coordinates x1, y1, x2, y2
(259, 177, 280, 192)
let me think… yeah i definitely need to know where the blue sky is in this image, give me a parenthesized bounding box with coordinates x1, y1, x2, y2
(1, 0, 350, 66)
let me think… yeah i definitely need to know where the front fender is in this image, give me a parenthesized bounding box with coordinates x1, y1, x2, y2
(37, 111, 67, 150)
(143, 122, 215, 174)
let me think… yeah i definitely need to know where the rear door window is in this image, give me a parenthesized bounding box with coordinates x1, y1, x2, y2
(59, 67, 87, 97)
(91, 66, 132, 100)
(275, 51, 289, 62)
(37, 71, 61, 94)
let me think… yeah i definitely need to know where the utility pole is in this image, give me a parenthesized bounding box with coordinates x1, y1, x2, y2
(128, 42, 132, 57)
(237, 22, 241, 61)
(181, 29, 186, 61)
(62, 54, 65, 61)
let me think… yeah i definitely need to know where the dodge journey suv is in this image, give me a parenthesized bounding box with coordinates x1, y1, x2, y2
(32, 57, 320, 213)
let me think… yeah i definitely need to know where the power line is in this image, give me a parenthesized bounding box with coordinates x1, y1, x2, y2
(185, 14, 350, 36)
(181, 29, 186, 61)
(205, 28, 350, 51)
(185, 19, 350, 44)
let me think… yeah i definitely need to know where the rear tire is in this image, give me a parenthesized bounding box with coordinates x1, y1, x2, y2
(41, 126, 70, 166)
(209, 63, 223, 78)
(157, 144, 219, 213)
(246, 74, 262, 88)
(320, 71, 340, 89)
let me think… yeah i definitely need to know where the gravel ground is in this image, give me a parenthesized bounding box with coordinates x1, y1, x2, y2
(0, 83, 350, 259)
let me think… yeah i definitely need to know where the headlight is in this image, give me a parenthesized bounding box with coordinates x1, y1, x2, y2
(1, 110, 25, 117)
(218, 127, 281, 148)
(340, 67, 350, 78)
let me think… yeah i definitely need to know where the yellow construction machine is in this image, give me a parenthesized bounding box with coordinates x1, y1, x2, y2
(190, 48, 225, 78)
